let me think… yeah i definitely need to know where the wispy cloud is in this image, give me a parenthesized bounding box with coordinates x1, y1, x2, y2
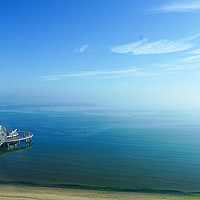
(156, 54, 200, 71)
(161, 63, 200, 71)
(41, 68, 158, 81)
(182, 54, 200, 63)
(186, 34, 200, 41)
(110, 40, 146, 54)
(188, 48, 200, 54)
(154, 1, 200, 13)
(182, 47, 200, 62)
(74, 44, 89, 53)
(111, 38, 193, 55)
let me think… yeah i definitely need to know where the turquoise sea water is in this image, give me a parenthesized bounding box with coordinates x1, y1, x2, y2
(1, 104, 200, 193)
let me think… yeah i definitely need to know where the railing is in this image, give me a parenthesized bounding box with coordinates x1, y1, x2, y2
(5, 131, 33, 143)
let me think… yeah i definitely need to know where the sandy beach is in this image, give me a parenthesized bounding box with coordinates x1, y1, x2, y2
(0, 184, 200, 200)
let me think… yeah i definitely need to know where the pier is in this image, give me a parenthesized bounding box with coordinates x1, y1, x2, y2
(4, 131, 33, 147)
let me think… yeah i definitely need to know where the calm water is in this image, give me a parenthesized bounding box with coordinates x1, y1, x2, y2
(1, 104, 200, 193)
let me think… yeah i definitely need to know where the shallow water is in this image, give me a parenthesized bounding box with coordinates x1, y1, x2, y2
(0, 104, 200, 193)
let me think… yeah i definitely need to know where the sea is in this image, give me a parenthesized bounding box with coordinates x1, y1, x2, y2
(1, 104, 200, 194)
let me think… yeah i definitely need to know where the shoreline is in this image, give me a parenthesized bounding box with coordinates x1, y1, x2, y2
(0, 180, 200, 196)
(0, 183, 200, 200)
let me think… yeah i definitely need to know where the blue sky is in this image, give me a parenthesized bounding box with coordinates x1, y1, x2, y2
(1, 0, 200, 109)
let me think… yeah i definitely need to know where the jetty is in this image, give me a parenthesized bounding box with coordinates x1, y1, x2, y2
(0, 125, 33, 147)
(4, 131, 33, 147)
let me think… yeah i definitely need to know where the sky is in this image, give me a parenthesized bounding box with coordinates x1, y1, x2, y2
(1, 0, 200, 109)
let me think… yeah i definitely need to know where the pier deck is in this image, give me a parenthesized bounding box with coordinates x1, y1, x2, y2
(5, 131, 33, 144)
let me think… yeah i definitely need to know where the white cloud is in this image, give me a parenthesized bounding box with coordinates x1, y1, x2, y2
(182, 54, 200, 62)
(182, 47, 200, 62)
(111, 38, 193, 55)
(110, 40, 146, 54)
(74, 44, 89, 53)
(161, 65, 190, 71)
(154, 1, 200, 13)
(41, 68, 158, 81)
(186, 34, 200, 41)
(188, 48, 200, 54)
(157, 58, 200, 71)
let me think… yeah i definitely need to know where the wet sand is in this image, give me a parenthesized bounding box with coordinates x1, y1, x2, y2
(0, 184, 200, 200)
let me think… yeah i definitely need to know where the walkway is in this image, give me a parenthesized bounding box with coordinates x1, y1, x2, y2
(5, 131, 33, 143)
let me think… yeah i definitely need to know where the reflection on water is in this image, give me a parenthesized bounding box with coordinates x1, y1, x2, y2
(0, 142, 33, 158)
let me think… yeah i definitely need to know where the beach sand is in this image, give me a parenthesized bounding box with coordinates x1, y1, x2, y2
(0, 184, 200, 200)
